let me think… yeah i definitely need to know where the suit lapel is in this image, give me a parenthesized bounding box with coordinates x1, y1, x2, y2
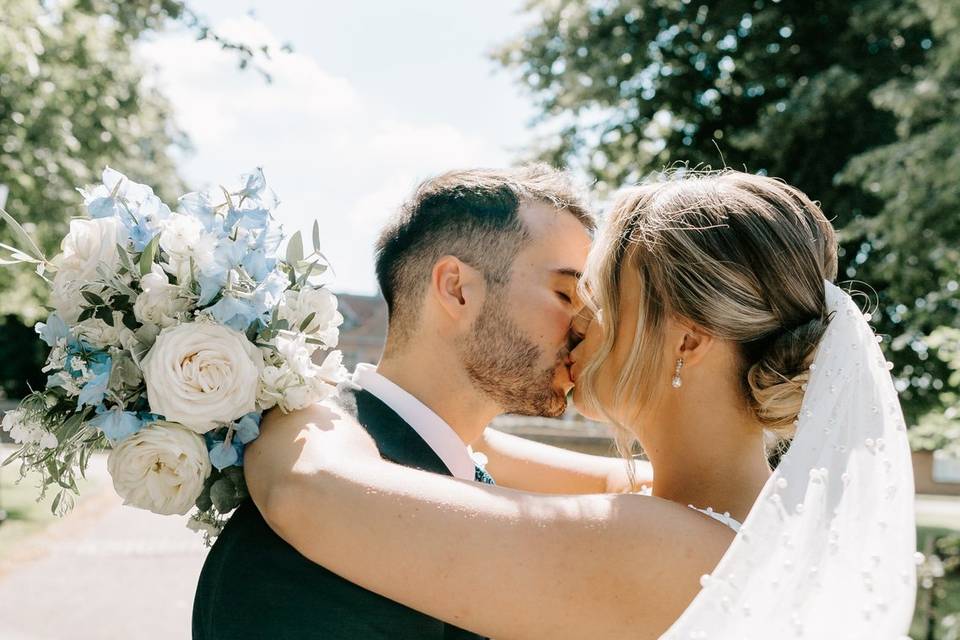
(337, 387, 455, 478)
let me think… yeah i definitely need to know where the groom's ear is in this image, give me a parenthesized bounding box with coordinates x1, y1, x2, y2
(430, 255, 483, 325)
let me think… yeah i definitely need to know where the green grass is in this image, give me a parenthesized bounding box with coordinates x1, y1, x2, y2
(0, 461, 98, 557)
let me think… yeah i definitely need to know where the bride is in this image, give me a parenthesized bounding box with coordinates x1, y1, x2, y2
(245, 171, 916, 638)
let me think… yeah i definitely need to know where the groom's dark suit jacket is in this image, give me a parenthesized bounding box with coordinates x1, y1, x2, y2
(192, 387, 486, 640)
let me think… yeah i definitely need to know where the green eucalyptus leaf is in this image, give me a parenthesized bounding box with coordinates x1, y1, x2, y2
(139, 234, 161, 276)
(210, 476, 242, 513)
(299, 311, 316, 332)
(286, 230, 304, 265)
(0, 207, 46, 262)
(95, 306, 114, 326)
(81, 291, 105, 306)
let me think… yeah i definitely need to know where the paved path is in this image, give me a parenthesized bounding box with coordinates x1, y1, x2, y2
(0, 453, 208, 640)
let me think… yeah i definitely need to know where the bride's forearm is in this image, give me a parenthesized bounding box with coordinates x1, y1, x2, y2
(477, 427, 653, 494)
(262, 456, 578, 638)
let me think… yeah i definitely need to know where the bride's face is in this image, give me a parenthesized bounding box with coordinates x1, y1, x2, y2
(569, 266, 652, 424)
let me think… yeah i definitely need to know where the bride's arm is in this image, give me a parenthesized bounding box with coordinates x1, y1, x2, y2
(476, 427, 653, 494)
(245, 402, 732, 640)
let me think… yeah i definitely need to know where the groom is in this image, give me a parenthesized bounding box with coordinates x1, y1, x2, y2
(193, 164, 624, 639)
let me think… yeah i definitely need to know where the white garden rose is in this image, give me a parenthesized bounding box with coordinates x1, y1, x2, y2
(49, 272, 85, 323)
(277, 287, 343, 348)
(141, 320, 264, 432)
(257, 363, 295, 410)
(158, 213, 217, 283)
(134, 264, 191, 328)
(49, 217, 124, 322)
(75, 312, 138, 351)
(275, 332, 314, 377)
(257, 348, 345, 413)
(106, 422, 211, 516)
(56, 217, 123, 277)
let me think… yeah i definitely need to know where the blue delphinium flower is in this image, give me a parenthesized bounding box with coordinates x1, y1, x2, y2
(82, 168, 172, 251)
(254, 219, 284, 255)
(77, 351, 112, 408)
(236, 168, 266, 200)
(195, 236, 248, 306)
(178, 190, 219, 233)
(127, 194, 172, 252)
(251, 270, 288, 319)
(241, 247, 275, 283)
(208, 440, 241, 471)
(205, 295, 258, 332)
(88, 406, 143, 441)
(234, 412, 261, 445)
(35, 313, 70, 347)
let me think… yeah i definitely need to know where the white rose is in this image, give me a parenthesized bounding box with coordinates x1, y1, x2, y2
(275, 332, 314, 377)
(50, 272, 85, 323)
(75, 312, 138, 351)
(158, 213, 217, 283)
(257, 364, 294, 410)
(257, 348, 344, 413)
(107, 422, 211, 516)
(49, 217, 123, 322)
(141, 321, 264, 432)
(277, 287, 343, 348)
(134, 264, 191, 328)
(56, 217, 123, 277)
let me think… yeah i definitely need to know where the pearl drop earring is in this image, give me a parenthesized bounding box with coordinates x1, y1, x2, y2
(672, 358, 684, 389)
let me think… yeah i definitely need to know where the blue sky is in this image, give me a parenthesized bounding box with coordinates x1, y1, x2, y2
(140, 0, 538, 293)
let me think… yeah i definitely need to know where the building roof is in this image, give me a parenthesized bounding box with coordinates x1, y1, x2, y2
(336, 292, 388, 343)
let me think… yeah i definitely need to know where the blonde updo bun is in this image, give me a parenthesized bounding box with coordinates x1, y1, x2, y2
(579, 169, 838, 450)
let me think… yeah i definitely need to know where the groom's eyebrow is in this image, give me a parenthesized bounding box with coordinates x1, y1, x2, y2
(553, 268, 583, 280)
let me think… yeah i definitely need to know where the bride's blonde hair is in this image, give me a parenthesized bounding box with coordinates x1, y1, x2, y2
(578, 170, 838, 462)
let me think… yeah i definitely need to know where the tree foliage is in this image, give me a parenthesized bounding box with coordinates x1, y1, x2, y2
(497, 0, 958, 424)
(0, 0, 277, 398)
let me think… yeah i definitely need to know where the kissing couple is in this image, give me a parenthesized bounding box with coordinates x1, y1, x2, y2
(193, 165, 916, 639)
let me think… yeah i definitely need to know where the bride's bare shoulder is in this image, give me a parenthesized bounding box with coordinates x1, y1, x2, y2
(259, 399, 350, 432)
(594, 493, 736, 635)
(246, 399, 364, 482)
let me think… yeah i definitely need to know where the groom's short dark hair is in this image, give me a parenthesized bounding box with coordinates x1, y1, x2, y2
(375, 164, 593, 347)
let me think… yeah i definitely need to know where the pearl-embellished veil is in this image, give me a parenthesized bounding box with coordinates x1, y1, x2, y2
(662, 281, 917, 639)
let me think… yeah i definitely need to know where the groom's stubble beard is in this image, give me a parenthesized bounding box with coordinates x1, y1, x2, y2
(458, 289, 568, 417)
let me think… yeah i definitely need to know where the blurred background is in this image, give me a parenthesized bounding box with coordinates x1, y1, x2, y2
(0, 0, 958, 638)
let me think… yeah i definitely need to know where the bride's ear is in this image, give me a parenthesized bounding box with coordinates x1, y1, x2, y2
(670, 321, 715, 368)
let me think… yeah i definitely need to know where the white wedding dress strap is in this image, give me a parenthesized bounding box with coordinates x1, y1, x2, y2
(637, 486, 742, 534)
(686, 505, 742, 533)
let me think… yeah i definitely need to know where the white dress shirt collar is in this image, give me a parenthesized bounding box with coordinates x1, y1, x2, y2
(351, 363, 477, 481)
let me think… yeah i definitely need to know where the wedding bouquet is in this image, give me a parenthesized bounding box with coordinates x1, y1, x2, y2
(0, 167, 346, 541)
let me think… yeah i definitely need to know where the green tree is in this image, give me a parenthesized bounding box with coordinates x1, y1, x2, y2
(0, 0, 278, 398)
(840, 0, 960, 440)
(497, 0, 956, 423)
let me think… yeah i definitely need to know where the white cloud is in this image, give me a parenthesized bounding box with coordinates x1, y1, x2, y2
(138, 15, 514, 293)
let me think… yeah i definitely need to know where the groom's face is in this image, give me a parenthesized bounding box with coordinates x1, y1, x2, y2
(459, 201, 591, 417)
